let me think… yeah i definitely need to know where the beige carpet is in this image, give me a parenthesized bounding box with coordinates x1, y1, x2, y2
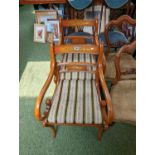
(20, 61, 55, 98)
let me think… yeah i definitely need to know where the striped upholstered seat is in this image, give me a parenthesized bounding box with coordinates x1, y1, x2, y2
(48, 79, 102, 124)
(59, 53, 97, 80)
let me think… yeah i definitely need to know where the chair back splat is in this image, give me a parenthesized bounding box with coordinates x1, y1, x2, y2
(58, 18, 99, 45)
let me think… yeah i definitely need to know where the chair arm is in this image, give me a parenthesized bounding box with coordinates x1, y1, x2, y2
(114, 40, 136, 81)
(98, 43, 113, 124)
(98, 66, 113, 124)
(35, 43, 56, 121)
(34, 64, 55, 121)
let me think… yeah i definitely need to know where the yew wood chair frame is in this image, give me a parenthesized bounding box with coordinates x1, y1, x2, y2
(34, 43, 113, 141)
(104, 15, 136, 57)
(58, 18, 99, 45)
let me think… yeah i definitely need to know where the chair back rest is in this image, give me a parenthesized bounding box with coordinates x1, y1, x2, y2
(59, 19, 99, 45)
(50, 43, 105, 80)
(105, 15, 136, 46)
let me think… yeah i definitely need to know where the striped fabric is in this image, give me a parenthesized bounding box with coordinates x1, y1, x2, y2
(59, 53, 97, 80)
(48, 79, 102, 124)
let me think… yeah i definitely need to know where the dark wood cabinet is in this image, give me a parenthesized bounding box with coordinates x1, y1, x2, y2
(20, 0, 67, 4)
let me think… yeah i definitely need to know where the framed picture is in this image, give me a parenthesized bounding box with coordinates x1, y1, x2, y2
(35, 10, 57, 24)
(34, 24, 46, 43)
(45, 20, 59, 41)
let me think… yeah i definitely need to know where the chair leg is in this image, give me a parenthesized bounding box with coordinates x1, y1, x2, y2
(97, 127, 104, 141)
(51, 126, 56, 138)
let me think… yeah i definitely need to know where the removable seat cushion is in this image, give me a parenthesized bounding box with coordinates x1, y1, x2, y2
(48, 79, 102, 124)
(99, 31, 129, 47)
(60, 53, 97, 80)
(105, 53, 136, 80)
(110, 80, 136, 124)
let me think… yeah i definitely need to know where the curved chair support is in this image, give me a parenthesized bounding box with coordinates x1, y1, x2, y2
(104, 15, 136, 56)
(98, 43, 113, 124)
(115, 40, 136, 81)
(34, 43, 56, 121)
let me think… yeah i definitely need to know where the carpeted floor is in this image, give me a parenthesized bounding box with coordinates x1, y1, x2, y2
(19, 5, 136, 155)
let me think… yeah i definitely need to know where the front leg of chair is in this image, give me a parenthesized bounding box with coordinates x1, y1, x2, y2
(97, 126, 104, 141)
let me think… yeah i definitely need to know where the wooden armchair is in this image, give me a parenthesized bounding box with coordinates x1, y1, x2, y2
(34, 42, 113, 141)
(110, 41, 136, 124)
(99, 15, 136, 56)
(105, 40, 136, 83)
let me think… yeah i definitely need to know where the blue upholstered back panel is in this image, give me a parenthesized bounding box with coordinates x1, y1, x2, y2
(105, 0, 129, 9)
(99, 31, 129, 46)
(65, 32, 93, 44)
(68, 0, 92, 10)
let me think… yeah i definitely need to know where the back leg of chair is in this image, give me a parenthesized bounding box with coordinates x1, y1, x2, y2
(51, 126, 56, 138)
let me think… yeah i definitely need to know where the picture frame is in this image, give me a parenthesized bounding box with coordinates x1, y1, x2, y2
(34, 24, 46, 43)
(35, 10, 57, 24)
(45, 20, 60, 41)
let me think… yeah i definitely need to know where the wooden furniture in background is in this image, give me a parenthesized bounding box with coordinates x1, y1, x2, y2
(110, 41, 136, 124)
(114, 40, 136, 81)
(105, 40, 136, 84)
(104, 15, 136, 56)
(20, 0, 66, 4)
(98, 15, 136, 83)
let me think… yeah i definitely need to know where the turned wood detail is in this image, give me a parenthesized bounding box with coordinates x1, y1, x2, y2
(41, 98, 52, 120)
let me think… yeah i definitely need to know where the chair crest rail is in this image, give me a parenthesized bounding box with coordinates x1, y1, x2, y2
(54, 44, 99, 54)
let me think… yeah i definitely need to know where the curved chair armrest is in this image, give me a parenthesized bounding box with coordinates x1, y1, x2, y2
(98, 66, 113, 124)
(115, 40, 136, 81)
(34, 65, 55, 121)
(35, 43, 56, 121)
